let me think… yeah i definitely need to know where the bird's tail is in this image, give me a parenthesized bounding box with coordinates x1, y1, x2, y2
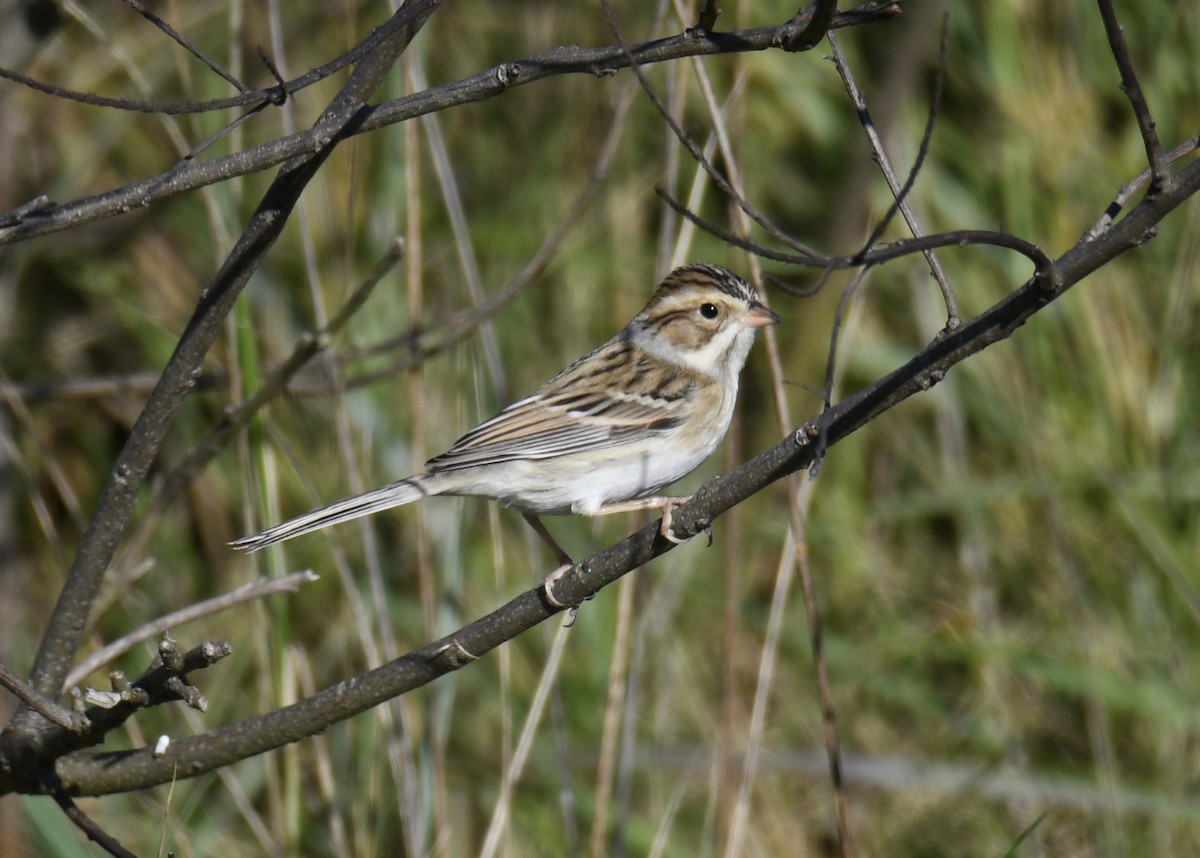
(229, 476, 430, 553)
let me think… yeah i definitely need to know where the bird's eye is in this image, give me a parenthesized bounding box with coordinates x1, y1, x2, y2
(699, 302, 720, 319)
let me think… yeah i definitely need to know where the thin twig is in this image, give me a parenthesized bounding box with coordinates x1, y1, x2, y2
(694, 0, 721, 32)
(41, 769, 137, 858)
(0, 10, 387, 115)
(795, 512, 852, 858)
(1083, 133, 1200, 241)
(1095, 0, 1170, 191)
(0, 665, 80, 731)
(603, 0, 823, 258)
(122, 0, 249, 93)
(163, 97, 279, 168)
(794, 267, 877, 858)
(847, 19, 947, 265)
(67, 571, 319, 689)
(668, 22, 850, 853)
(816, 266, 873, 477)
(828, 24, 960, 326)
(0, 195, 52, 228)
(656, 186, 1058, 284)
(0, 3, 903, 245)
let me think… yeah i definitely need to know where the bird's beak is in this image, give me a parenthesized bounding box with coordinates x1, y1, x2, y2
(744, 300, 782, 329)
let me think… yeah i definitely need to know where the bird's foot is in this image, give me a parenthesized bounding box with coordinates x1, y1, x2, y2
(659, 496, 692, 544)
(542, 563, 575, 610)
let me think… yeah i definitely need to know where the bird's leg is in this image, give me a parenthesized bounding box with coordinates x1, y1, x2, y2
(591, 495, 693, 544)
(522, 513, 576, 609)
(522, 512, 574, 565)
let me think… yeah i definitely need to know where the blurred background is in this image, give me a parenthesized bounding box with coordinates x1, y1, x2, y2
(1, 0, 1198, 855)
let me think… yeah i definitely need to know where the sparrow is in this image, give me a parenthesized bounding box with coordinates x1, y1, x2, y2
(231, 263, 779, 596)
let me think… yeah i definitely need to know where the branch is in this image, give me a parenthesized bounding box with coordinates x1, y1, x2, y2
(656, 184, 1060, 289)
(67, 571, 318, 689)
(782, 0, 840, 51)
(0, 5, 399, 115)
(603, 0, 823, 258)
(41, 769, 137, 858)
(0, 665, 79, 731)
(0, 2, 902, 245)
(104, 242, 404, 579)
(122, 0, 250, 93)
(9, 0, 444, 717)
(2, 636, 231, 795)
(1083, 133, 1200, 240)
(828, 21, 961, 325)
(1095, 0, 1170, 190)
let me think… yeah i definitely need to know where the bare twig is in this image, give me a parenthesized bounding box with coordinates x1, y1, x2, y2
(1083, 133, 1200, 240)
(0, 665, 80, 731)
(69, 571, 318, 689)
(848, 25, 945, 261)
(822, 266, 873, 425)
(3, 638, 232, 795)
(0, 2, 903, 245)
(656, 185, 1058, 287)
(694, 0, 721, 32)
(0, 8, 391, 115)
(12, 0, 443, 713)
(603, 0, 824, 258)
(1095, 0, 1170, 191)
(670, 35, 851, 855)
(828, 24, 961, 326)
(0, 195, 52, 228)
(794, 514, 852, 858)
(41, 769, 137, 858)
(122, 0, 249, 93)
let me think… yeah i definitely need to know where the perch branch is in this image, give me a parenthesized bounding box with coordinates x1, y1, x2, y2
(29, 154, 1200, 798)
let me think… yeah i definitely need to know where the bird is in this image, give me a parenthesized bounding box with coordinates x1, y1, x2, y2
(230, 263, 779, 596)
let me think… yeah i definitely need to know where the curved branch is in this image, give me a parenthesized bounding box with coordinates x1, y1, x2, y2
(656, 184, 1059, 288)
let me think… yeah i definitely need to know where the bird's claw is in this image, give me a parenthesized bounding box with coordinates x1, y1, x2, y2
(542, 563, 574, 609)
(659, 498, 691, 544)
(542, 563, 593, 625)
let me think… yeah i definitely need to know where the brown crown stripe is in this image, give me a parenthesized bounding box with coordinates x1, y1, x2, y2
(657, 263, 755, 303)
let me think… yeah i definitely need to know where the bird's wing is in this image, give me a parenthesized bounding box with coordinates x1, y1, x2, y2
(425, 339, 703, 472)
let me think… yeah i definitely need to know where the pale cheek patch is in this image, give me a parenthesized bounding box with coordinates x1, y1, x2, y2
(661, 315, 723, 352)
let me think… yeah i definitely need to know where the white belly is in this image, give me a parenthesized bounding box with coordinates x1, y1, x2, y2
(438, 434, 719, 516)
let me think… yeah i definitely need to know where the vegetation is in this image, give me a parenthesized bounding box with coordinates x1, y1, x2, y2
(0, 1, 1197, 855)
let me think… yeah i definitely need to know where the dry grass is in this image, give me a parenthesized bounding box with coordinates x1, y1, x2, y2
(2, 1, 1198, 855)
